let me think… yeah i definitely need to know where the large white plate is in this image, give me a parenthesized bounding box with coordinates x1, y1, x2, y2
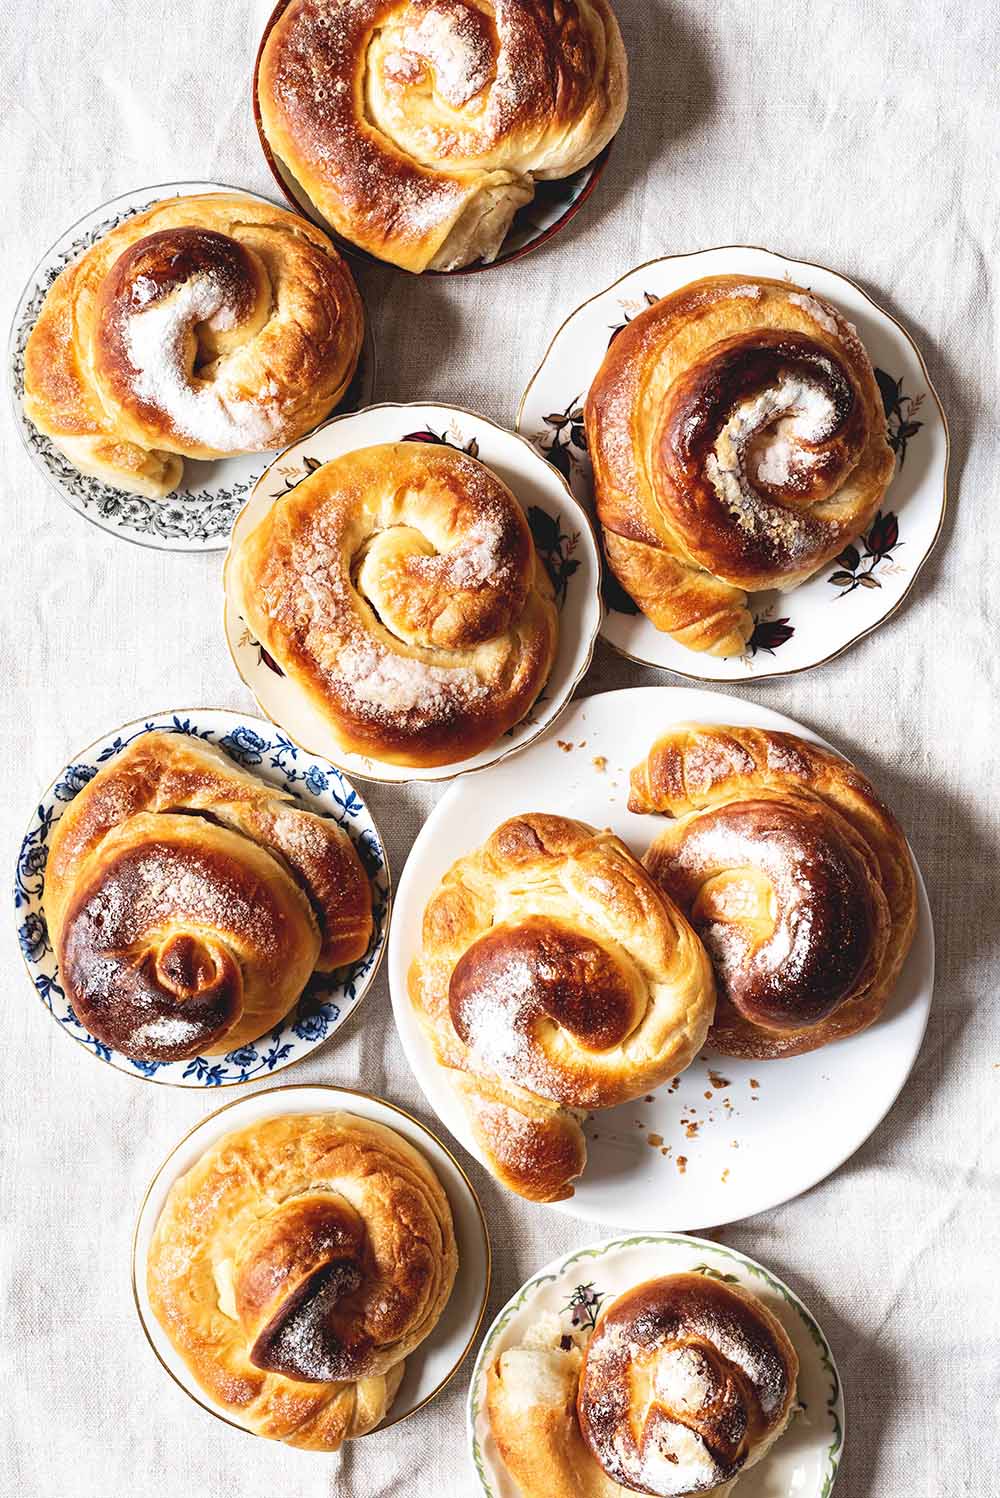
(15, 709, 390, 1086)
(133, 1084, 490, 1440)
(389, 686, 933, 1228)
(469, 1232, 844, 1498)
(518, 246, 949, 680)
(9, 181, 374, 552)
(223, 402, 604, 783)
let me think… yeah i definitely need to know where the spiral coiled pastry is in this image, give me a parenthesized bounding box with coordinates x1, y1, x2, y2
(631, 724, 917, 1059)
(486, 1273, 798, 1498)
(44, 732, 373, 1060)
(585, 276, 896, 655)
(408, 813, 715, 1201)
(258, 0, 628, 271)
(230, 441, 559, 768)
(23, 193, 363, 497)
(147, 1112, 458, 1449)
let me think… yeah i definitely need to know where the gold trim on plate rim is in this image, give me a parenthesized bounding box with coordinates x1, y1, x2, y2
(7, 180, 376, 555)
(515, 243, 951, 684)
(220, 401, 605, 785)
(13, 707, 392, 1088)
(130, 1082, 493, 1441)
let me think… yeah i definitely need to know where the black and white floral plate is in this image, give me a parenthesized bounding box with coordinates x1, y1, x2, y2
(9, 181, 375, 553)
(469, 1232, 844, 1498)
(14, 709, 390, 1086)
(223, 402, 604, 783)
(518, 246, 949, 679)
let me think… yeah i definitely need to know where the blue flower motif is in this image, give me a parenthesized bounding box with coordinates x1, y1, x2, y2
(19, 911, 48, 961)
(304, 765, 327, 796)
(21, 843, 48, 876)
(53, 764, 96, 801)
(292, 1005, 338, 1042)
(225, 1044, 259, 1067)
(130, 1058, 162, 1077)
(219, 727, 267, 766)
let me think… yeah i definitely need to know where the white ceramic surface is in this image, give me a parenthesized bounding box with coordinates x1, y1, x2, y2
(223, 402, 604, 782)
(9, 181, 374, 551)
(389, 686, 934, 1228)
(469, 1232, 844, 1498)
(133, 1083, 490, 1438)
(518, 246, 948, 679)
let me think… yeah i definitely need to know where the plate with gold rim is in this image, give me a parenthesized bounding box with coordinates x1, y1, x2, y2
(133, 1083, 491, 1440)
(222, 401, 603, 784)
(517, 246, 949, 680)
(9, 180, 375, 552)
(468, 1231, 843, 1498)
(388, 685, 933, 1228)
(14, 708, 390, 1086)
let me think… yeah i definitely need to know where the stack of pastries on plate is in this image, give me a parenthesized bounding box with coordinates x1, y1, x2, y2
(147, 1111, 458, 1449)
(228, 440, 559, 767)
(22, 194, 363, 497)
(487, 1271, 799, 1497)
(258, 0, 628, 271)
(44, 732, 373, 1061)
(585, 275, 896, 656)
(408, 726, 916, 1195)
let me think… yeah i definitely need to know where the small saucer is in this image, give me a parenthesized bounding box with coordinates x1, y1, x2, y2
(134, 1083, 491, 1440)
(9, 181, 375, 552)
(222, 402, 604, 783)
(14, 708, 390, 1085)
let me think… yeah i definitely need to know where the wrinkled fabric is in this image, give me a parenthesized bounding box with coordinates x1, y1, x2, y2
(1, 0, 997, 1494)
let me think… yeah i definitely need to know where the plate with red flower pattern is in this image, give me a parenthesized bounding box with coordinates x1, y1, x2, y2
(518, 246, 949, 680)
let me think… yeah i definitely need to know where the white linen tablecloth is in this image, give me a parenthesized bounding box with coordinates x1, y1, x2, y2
(1, 1, 997, 1493)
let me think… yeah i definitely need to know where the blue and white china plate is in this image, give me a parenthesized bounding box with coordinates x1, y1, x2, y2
(9, 181, 375, 553)
(390, 686, 934, 1229)
(134, 1084, 490, 1437)
(518, 246, 949, 680)
(223, 401, 604, 783)
(469, 1232, 844, 1498)
(14, 709, 391, 1086)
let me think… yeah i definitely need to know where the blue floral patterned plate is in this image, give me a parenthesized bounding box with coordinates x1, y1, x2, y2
(9, 181, 375, 553)
(14, 709, 390, 1086)
(469, 1232, 845, 1498)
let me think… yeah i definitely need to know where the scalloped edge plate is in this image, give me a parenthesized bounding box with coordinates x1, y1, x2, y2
(14, 708, 390, 1086)
(517, 246, 949, 680)
(9, 181, 375, 552)
(469, 1232, 843, 1498)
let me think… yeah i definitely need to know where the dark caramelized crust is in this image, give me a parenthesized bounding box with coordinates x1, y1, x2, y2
(22, 192, 363, 497)
(147, 1112, 458, 1449)
(229, 441, 559, 769)
(44, 732, 373, 1061)
(258, 0, 628, 272)
(585, 275, 895, 656)
(632, 724, 917, 1059)
(577, 1273, 798, 1496)
(408, 812, 715, 1200)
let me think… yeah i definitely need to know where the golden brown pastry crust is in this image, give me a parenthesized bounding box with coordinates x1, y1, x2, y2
(23, 193, 363, 497)
(147, 1112, 458, 1449)
(258, 0, 628, 272)
(631, 724, 917, 1059)
(45, 732, 373, 1059)
(408, 813, 715, 1201)
(585, 276, 895, 655)
(486, 1274, 798, 1498)
(230, 441, 559, 768)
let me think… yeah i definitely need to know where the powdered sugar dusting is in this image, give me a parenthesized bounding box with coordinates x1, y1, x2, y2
(123, 276, 283, 451)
